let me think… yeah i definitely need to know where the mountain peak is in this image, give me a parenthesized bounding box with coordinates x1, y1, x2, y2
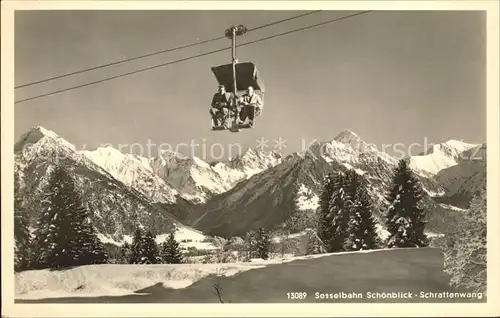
(330, 129, 378, 153)
(80, 146, 129, 168)
(442, 139, 479, 149)
(240, 147, 258, 158)
(26, 126, 61, 139)
(158, 149, 189, 161)
(334, 129, 361, 143)
(410, 139, 483, 175)
(228, 147, 282, 176)
(15, 126, 73, 152)
(240, 147, 282, 159)
(427, 139, 480, 157)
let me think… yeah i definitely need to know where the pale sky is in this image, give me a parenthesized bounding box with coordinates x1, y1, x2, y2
(15, 10, 486, 160)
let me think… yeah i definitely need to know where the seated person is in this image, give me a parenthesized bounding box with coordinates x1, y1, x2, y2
(237, 86, 263, 127)
(210, 85, 234, 127)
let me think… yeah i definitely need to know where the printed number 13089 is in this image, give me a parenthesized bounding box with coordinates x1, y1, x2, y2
(287, 292, 307, 300)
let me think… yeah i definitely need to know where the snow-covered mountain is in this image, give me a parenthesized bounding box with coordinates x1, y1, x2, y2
(409, 139, 481, 175)
(81, 146, 180, 205)
(433, 143, 487, 208)
(79, 142, 282, 206)
(191, 130, 462, 238)
(14, 126, 195, 242)
(148, 148, 282, 204)
(227, 148, 283, 175)
(14, 126, 485, 243)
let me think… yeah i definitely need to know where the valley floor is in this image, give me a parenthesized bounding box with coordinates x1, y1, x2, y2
(15, 248, 483, 303)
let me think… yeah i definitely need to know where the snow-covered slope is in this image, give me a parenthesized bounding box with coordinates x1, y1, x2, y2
(295, 184, 319, 211)
(15, 261, 271, 299)
(16, 249, 358, 300)
(409, 140, 480, 175)
(16, 248, 458, 303)
(81, 147, 179, 204)
(14, 126, 192, 241)
(433, 144, 487, 207)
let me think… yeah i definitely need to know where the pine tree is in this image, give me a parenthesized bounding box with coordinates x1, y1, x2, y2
(32, 165, 75, 269)
(443, 188, 486, 294)
(343, 170, 380, 251)
(244, 230, 258, 260)
(67, 181, 108, 266)
(385, 159, 428, 248)
(317, 173, 338, 252)
(14, 182, 32, 272)
(142, 230, 160, 264)
(31, 171, 56, 268)
(326, 172, 351, 252)
(72, 206, 108, 265)
(273, 228, 290, 258)
(285, 209, 309, 234)
(130, 227, 144, 264)
(254, 228, 271, 260)
(304, 229, 325, 255)
(32, 165, 108, 269)
(161, 232, 183, 264)
(120, 242, 132, 264)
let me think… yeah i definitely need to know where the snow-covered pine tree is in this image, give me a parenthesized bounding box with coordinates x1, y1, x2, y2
(142, 230, 160, 264)
(31, 168, 58, 269)
(385, 159, 428, 248)
(327, 172, 351, 252)
(344, 170, 381, 251)
(317, 173, 338, 252)
(161, 232, 183, 264)
(71, 201, 108, 265)
(254, 228, 271, 260)
(443, 188, 486, 294)
(130, 227, 144, 264)
(32, 165, 78, 269)
(304, 229, 325, 255)
(243, 230, 258, 260)
(37, 165, 107, 268)
(285, 209, 306, 234)
(120, 242, 132, 264)
(272, 227, 289, 258)
(14, 181, 32, 272)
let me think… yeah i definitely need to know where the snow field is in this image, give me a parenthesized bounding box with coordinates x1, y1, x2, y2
(15, 263, 265, 299)
(15, 248, 401, 300)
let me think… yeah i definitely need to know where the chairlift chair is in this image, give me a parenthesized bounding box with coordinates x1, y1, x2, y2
(210, 62, 265, 132)
(209, 24, 265, 133)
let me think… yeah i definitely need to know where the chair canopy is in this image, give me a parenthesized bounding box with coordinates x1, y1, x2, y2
(211, 62, 265, 93)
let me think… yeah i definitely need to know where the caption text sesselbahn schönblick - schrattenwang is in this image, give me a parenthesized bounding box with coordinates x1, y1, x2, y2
(286, 291, 484, 301)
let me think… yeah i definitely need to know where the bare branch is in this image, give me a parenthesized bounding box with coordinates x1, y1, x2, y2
(469, 259, 487, 268)
(211, 268, 227, 303)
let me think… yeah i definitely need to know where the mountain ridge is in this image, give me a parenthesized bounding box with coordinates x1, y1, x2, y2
(14, 126, 486, 241)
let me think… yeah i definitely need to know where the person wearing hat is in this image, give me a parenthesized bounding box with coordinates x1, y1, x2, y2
(210, 85, 234, 127)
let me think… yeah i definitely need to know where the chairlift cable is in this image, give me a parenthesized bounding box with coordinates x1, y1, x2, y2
(15, 10, 373, 104)
(15, 10, 322, 89)
(247, 10, 321, 32)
